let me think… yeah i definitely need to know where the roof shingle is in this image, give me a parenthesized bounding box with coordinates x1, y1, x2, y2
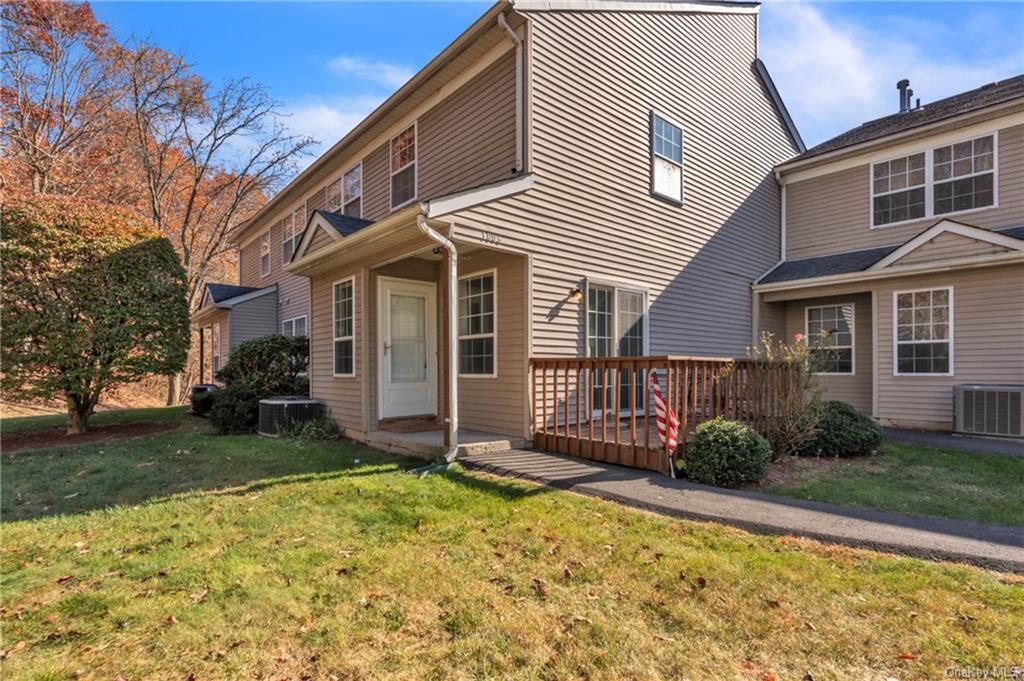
(206, 283, 260, 303)
(314, 209, 375, 237)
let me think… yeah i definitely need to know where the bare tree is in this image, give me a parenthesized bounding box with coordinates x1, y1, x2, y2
(121, 43, 315, 403)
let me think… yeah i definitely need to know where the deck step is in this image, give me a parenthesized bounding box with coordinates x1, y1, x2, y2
(359, 429, 527, 460)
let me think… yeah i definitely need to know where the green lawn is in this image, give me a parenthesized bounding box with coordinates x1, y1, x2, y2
(2, 405, 189, 436)
(2, 410, 1022, 679)
(763, 441, 1024, 526)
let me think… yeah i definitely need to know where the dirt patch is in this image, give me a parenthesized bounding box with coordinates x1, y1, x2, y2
(3, 421, 180, 454)
(753, 454, 883, 489)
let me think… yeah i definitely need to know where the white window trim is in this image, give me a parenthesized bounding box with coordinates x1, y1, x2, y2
(584, 278, 651, 418)
(281, 315, 308, 337)
(259, 231, 271, 278)
(389, 122, 418, 211)
(870, 131, 998, 230)
(343, 161, 364, 218)
(457, 268, 498, 379)
(332, 276, 356, 378)
(892, 286, 954, 377)
(211, 323, 221, 373)
(326, 178, 342, 212)
(649, 110, 684, 206)
(283, 203, 306, 261)
(804, 303, 856, 376)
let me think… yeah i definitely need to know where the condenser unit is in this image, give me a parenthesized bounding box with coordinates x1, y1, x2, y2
(954, 385, 1023, 438)
(258, 396, 325, 437)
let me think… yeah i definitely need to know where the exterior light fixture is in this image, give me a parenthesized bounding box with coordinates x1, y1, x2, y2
(568, 287, 583, 302)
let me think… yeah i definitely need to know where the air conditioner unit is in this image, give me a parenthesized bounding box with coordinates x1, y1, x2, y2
(954, 385, 1023, 438)
(258, 396, 325, 437)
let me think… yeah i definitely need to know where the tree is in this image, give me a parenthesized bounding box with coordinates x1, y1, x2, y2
(1, 197, 190, 433)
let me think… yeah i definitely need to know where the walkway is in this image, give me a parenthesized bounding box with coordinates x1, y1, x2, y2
(883, 428, 1023, 458)
(462, 449, 1024, 573)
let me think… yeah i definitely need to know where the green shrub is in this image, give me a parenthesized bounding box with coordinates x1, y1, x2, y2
(278, 416, 342, 441)
(208, 385, 261, 434)
(800, 401, 882, 458)
(190, 390, 217, 416)
(684, 418, 772, 488)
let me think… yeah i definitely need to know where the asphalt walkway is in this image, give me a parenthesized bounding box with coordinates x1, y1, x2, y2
(462, 449, 1024, 573)
(883, 428, 1023, 458)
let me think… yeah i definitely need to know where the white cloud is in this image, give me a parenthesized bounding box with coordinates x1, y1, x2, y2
(278, 95, 384, 170)
(761, 2, 1023, 147)
(327, 55, 415, 89)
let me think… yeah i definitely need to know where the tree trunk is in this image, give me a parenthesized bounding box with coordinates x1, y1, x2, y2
(66, 396, 94, 435)
(166, 373, 181, 406)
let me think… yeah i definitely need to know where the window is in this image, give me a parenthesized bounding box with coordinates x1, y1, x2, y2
(283, 206, 304, 263)
(933, 135, 994, 215)
(390, 124, 417, 209)
(333, 278, 355, 376)
(211, 323, 221, 374)
(343, 164, 362, 218)
(806, 304, 854, 374)
(894, 288, 952, 376)
(871, 133, 997, 228)
(282, 315, 307, 338)
(587, 283, 647, 411)
(259, 232, 270, 277)
(872, 153, 925, 226)
(458, 271, 496, 376)
(326, 180, 342, 212)
(650, 112, 683, 203)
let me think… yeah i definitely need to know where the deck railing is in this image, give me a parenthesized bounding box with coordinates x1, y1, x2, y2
(530, 356, 785, 474)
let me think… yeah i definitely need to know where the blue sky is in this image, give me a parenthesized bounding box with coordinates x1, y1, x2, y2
(93, 1, 1024, 165)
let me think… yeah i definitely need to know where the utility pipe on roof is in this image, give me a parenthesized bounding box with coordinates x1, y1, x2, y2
(416, 212, 459, 462)
(497, 11, 524, 172)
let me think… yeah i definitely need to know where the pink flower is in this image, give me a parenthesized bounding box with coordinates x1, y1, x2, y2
(794, 333, 805, 342)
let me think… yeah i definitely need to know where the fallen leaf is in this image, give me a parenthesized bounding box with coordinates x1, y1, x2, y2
(766, 595, 786, 608)
(694, 576, 707, 589)
(165, 615, 179, 625)
(0, 641, 26, 659)
(532, 578, 549, 599)
(55, 575, 74, 585)
(191, 588, 209, 604)
(897, 652, 917, 661)
(563, 565, 574, 579)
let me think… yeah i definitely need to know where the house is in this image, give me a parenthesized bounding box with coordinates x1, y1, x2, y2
(753, 75, 1024, 433)
(193, 0, 801, 454)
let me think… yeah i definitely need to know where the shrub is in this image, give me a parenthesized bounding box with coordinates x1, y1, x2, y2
(800, 401, 882, 458)
(278, 416, 342, 441)
(190, 389, 217, 416)
(208, 385, 261, 434)
(684, 418, 772, 488)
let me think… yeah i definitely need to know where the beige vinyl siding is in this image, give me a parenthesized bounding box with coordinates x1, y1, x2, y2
(362, 143, 390, 221)
(875, 264, 1024, 429)
(238, 234, 268, 288)
(452, 9, 794, 360)
(268, 216, 310, 326)
(780, 293, 873, 414)
(306, 226, 337, 255)
(893, 232, 1011, 266)
(228, 291, 278, 351)
(786, 123, 1024, 260)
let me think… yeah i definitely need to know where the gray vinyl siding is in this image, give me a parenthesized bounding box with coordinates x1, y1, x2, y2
(785, 122, 1024, 260)
(892, 232, 1011, 266)
(228, 291, 278, 351)
(451, 9, 795, 360)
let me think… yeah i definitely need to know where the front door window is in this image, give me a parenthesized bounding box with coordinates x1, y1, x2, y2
(389, 294, 428, 383)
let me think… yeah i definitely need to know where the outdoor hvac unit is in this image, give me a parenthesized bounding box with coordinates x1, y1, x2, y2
(258, 396, 325, 437)
(954, 385, 1024, 438)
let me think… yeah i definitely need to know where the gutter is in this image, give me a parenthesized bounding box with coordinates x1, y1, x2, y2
(497, 12, 524, 172)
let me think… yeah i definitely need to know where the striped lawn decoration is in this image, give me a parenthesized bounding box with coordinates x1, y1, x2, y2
(650, 371, 679, 477)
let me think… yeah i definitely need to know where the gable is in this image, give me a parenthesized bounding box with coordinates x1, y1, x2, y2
(892, 232, 1012, 267)
(306, 225, 338, 256)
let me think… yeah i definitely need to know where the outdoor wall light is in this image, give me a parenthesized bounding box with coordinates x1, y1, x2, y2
(568, 287, 583, 302)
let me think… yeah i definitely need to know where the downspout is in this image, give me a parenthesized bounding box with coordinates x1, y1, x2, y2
(497, 11, 524, 173)
(416, 211, 459, 463)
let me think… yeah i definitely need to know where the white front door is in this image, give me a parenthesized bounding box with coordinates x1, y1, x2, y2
(378, 277, 437, 419)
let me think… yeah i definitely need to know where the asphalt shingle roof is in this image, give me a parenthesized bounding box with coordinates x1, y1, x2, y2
(791, 74, 1024, 162)
(206, 283, 259, 303)
(314, 210, 375, 237)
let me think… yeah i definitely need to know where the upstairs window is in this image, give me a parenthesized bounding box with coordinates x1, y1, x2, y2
(283, 206, 304, 263)
(933, 135, 994, 215)
(458, 271, 496, 376)
(872, 153, 925, 226)
(650, 112, 683, 203)
(390, 124, 417, 209)
(343, 164, 362, 218)
(259, 232, 270, 277)
(895, 288, 952, 376)
(326, 180, 342, 212)
(806, 304, 854, 374)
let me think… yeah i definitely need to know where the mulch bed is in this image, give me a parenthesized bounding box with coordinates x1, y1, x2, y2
(754, 454, 883, 489)
(3, 421, 179, 454)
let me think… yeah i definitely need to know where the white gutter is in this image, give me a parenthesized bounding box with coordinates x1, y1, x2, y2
(497, 11, 524, 172)
(416, 213, 459, 462)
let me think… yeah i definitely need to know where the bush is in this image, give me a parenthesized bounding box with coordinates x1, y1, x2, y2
(278, 416, 342, 441)
(208, 385, 261, 434)
(684, 418, 772, 488)
(800, 401, 882, 458)
(190, 389, 217, 416)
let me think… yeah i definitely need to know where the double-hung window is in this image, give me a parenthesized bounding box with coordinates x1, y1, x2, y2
(326, 179, 342, 212)
(894, 287, 952, 376)
(211, 323, 221, 374)
(283, 206, 304, 263)
(650, 112, 683, 203)
(871, 133, 996, 227)
(259, 232, 271, 277)
(390, 124, 417, 209)
(587, 283, 648, 412)
(458, 271, 496, 376)
(282, 315, 307, 338)
(343, 164, 362, 217)
(806, 304, 854, 374)
(333, 278, 355, 376)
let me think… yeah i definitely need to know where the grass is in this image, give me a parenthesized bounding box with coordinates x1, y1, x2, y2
(2, 410, 1022, 679)
(1, 405, 189, 436)
(763, 441, 1024, 526)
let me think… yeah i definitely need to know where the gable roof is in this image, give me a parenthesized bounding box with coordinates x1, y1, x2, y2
(206, 283, 260, 303)
(788, 74, 1024, 163)
(315, 210, 375, 237)
(758, 223, 1024, 286)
